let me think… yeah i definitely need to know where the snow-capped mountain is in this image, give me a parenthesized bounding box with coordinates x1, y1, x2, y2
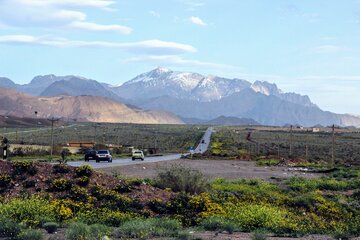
(250, 81, 316, 107)
(113, 67, 316, 107)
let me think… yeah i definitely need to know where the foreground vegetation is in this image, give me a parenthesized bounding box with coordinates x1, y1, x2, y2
(0, 159, 359, 239)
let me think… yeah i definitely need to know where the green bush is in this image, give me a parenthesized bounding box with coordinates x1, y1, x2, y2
(66, 222, 91, 240)
(50, 178, 73, 191)
(12, 160, 37, 175)
(251, 229, 268, 240)
(43, 222, 58, 234)
(75, 165, 93, 177)
(0, 217, 21, 238)
(75, 209, 135, 227)
(155, 164, 209, 194)
(76, 176, 90, 186)
(201, 216, 237, 233)
(89, 224, 111, 239)
(256, 159, 280, 166)
(17, 229, 44, 240)
(52, 164, 70, 174)
(0, 174, 12, 188)
(0, 197, 56, 227)
(115, 218, 181, 239)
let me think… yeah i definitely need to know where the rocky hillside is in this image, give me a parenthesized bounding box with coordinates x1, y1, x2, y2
(0, 88, 183, 124)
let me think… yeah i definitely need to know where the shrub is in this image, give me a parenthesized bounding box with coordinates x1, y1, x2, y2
(76, 176, 90, 186)
(0, 197, 56, 227)
(52, 164, 70, 174)
(66, 222, 91, 240)
(75, 209, 134, 227)
(70, 186, 90, 202)
(0, 174, 12, 188)
(23, 180, 36, 188)
(201, 216, 236, 233)
(12, 160, 37, 175)
(155, 164, 209, 194)
(17, 229, 44, 240)
(75, 165, 93, 177)
(224, 203, 296, 232)
(43, 222, 59, 234)
(50, 178, 73, 191)
(0, 217, 21, 238)
(115, 218, 181, 239)
(89, 224, 111, 239)
(251, 229, 268, 240)
(256, 159, 280, 166)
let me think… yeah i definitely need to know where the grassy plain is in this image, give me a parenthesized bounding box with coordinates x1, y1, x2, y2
(210, 126, 360, 165)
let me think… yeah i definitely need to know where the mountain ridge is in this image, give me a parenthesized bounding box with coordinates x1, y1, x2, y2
(0, 87, 183, 124)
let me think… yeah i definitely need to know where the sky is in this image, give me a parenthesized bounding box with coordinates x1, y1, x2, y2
(0, 0, 360, 115)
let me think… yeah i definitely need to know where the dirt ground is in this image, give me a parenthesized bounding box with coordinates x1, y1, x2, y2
(27, 229, 360, 240)
(100, 159, 321, 180)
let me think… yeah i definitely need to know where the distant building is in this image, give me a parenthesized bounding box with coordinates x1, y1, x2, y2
(67, 141, 95, 148)
(312, 128, 320, 133)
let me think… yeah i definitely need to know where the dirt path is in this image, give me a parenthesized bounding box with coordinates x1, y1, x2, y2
(99, 159, 321, 180)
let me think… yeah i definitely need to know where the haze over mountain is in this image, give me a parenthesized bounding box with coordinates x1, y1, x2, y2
(205, 116, 260, 126)
(1, 67, 360, 127)
(0, 88, 182, 124)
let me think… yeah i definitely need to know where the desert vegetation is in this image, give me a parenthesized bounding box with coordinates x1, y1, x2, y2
(208, 126, 360, 165)
(0, 159, 359, 239)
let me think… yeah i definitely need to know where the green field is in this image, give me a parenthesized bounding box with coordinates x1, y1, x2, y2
(1, 123, 207, 154)
(210, 126, 360, 165)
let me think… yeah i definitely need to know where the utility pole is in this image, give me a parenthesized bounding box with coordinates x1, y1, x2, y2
(47, 117, 60, 159)
(331, 124, 335, 164)
(93, 124, 100, 144)
(289, 125, 293, 157)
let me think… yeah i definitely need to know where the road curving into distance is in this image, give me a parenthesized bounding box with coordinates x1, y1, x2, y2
(68, 127, 214, 169)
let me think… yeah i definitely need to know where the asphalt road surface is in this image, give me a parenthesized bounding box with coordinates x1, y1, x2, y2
(68, 154, 182, 169)
(193, 127, 213, 154)
(68, 127, 213, 168)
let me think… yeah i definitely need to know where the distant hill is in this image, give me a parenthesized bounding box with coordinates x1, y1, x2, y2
(40, 77, 125, 103)
(0, 88, 183, 124)
(205, 116, 259, 126)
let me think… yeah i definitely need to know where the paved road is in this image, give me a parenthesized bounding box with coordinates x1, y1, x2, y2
(193, 127, 213, 154)
(68, 127, 213, 168)
(68, 154, 182, 169)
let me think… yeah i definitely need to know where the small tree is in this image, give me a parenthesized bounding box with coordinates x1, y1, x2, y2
(58, 148, 70, 164)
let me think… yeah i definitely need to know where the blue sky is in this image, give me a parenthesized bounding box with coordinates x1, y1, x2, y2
(0, 0, 360, 114)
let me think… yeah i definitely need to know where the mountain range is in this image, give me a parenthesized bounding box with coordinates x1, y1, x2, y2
(0, 88, 182, 124)
(1, 67, 359, 127)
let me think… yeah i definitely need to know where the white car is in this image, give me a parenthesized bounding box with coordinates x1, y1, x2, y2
(95, 150, 112, 163)
(132, 150, 144, 161)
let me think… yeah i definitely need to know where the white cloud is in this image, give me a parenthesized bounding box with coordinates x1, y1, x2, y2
(149, 10, 160, 18)
(70, 22, 132, 34)
(313, 45, 348, 53)
(0, 0, 130, 34)
(0, 35, 197, 54)
(14, 0, 115, 9)
(189, 16, 207, 26)
(124, 55, 240, 72)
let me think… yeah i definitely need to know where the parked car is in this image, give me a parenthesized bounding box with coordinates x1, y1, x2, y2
(95, 150, 112, 163)
(84, 150, 97, 161)
(132, 150, 144, 161)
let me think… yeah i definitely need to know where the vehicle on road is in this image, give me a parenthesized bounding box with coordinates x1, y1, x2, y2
(132, 150, 144, 161)
(201, 140, 205, 144)
(84, 150, 97, 161)
(95, 150, 112, 163)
